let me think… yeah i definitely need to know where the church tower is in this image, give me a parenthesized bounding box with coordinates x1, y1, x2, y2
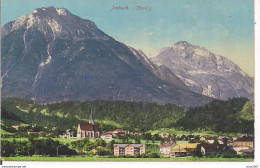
(89, 112, 94, 125)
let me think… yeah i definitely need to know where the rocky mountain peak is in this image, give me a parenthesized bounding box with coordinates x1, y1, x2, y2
(149, 41, 254, 101)
(174, 41, 191, 47)
(32, 6, 73, 19)
(3, 6, 109, 42)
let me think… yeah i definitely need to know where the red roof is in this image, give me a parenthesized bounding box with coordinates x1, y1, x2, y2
(161, 133, 167, 136)
(93, 125, 99, 132)
(114, 129, 126, 133)
(79, 123, 99, 131)
(160, 142, 174, 148)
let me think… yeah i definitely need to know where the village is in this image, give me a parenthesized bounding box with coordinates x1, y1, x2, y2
(2, 113, 254, 159)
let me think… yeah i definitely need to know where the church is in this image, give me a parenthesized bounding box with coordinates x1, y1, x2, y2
(77, 113, 100, 139)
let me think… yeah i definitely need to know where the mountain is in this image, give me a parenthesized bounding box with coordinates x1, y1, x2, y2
(1, 7, 212, 106)
(148, 41, 254, 100)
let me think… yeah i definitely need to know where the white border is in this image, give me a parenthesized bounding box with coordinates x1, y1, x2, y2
(1, 0, 259, 167)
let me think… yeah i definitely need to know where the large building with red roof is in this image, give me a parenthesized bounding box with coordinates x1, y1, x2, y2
(160, 141, 176, 157)
(77, 113, 100, 139)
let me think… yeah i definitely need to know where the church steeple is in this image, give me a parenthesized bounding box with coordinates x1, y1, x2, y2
(89, 112, 94, 125)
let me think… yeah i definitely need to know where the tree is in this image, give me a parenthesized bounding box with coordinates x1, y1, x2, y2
(142, 133, 152, 140)
(94, 139, 106, 147)
(134, 135, 141, 144)
(58, 144, 77, 155)
(1, 140, 15, 157)
(152, 134, 160, 140)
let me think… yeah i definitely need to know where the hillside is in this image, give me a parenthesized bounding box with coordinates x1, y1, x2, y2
(1, 98, 185, 132)
(1, 97, 254, 134)
(238, 101, 254, 121)
(177, 97, 254, 134)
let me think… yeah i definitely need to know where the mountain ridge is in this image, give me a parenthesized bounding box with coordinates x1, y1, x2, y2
(148, 41, 254, 100)
(1, 7, 212, 106)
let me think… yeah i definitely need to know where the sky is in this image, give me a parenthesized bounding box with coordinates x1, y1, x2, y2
(1, 0, 255, 76)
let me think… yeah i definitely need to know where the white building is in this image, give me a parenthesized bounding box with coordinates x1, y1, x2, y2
(101, 133, 113, 141)
(160, 141, 176, 157)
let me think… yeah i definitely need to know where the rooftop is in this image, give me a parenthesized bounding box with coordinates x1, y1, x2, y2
(79, 123, 99, 131)
(172, 143, 198, 150)
(235, 136, 254, 142)
(113, 144, 145, 148)
(201, 144, 226, 150)
(160, 142, 175, 148)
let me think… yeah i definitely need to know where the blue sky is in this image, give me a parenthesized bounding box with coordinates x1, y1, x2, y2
(1, 0, 254, 76)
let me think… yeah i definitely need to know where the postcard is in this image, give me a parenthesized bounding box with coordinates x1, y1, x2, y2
(0, 0, 258, 167)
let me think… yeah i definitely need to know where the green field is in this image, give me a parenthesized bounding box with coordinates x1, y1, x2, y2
(1, 138, 160, 145)
(1, 129, 14, 135)
(149, 128, 243, 137)
(52, 138, 83, 143)
(1, 138, 100, 143)
(1, 156, 254, 162)
(1, 138, 28, 141)
(95, 119, 123, 128)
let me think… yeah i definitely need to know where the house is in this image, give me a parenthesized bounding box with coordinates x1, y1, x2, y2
(59, 129, 74, 139)
(77, 113, 100, 139)
(233, 136, 254, 154)
(170, 143, 198, 157)
(101, 133, 113, 141)
(201, 144, 229, 155)
(160, 141, 176, 157)
(169, 137, 176, 141)
(160, 132, 169, 138)
(233, 136, 238, 141)
(107, 131, 114, 134)
(27, 132, 40, 135)
(218, 136, 228, 145)
(101, 129, 126, 139)
(113, 144, 145, 156)
(11, 125, 20, 130)
(200, 136, 214, 144)
(113, 129, 126, 137)
(106, 129, 126, 138)
(130, 132, 141, 136)
(66, 129, 74, 138)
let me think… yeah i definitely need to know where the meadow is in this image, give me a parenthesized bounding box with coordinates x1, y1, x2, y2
(1, 156, 254, 162)
(149, 128, 244, 137)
